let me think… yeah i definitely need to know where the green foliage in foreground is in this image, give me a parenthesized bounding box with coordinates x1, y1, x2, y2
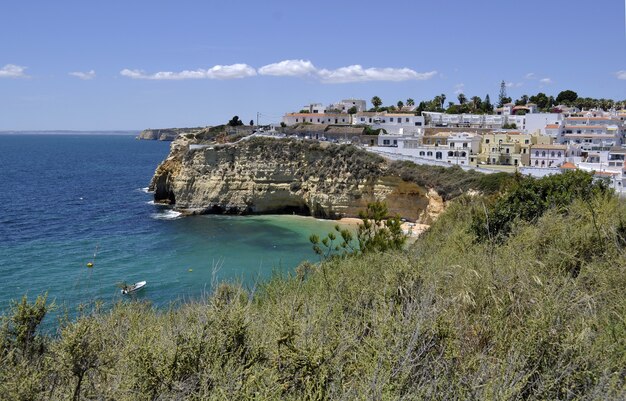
(472, 170, 610, 244)
(387, 160, 511, 200)
(310, 201, 406, 259)
(2, 183, 626, 399)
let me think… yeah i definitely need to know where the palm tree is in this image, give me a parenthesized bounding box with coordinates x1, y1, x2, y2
(470, 96, 482, 111)
(457, 93, 467, 105)
(440, 94, 446, 109)
(433, 96, 442, 111)
(406, 98, 415, 107)
(371, 96, 382, 111)
(397, 100, 404, 109)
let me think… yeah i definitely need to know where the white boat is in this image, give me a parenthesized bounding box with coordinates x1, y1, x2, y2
(121, 281, 147, 294)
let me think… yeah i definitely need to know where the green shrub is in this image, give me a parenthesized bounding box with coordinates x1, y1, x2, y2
(471, 170, 609, 243)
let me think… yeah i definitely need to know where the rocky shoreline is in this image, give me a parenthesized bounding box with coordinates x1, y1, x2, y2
(149, 134, 444, 223)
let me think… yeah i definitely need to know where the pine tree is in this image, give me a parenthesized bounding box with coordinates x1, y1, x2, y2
(498, 80, 507, 107)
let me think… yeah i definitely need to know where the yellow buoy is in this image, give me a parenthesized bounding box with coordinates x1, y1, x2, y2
(87, 262, 93, 268)
(188, 268, 193, 272)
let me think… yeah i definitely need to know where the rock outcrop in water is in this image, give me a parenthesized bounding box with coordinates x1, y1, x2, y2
(150, 135, 437, 221)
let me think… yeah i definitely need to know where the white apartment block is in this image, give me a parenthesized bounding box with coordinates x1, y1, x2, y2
(556, 116, 624, 151)
(422, 111, 527, 130)
(282, 113, 352, 126)
(354, 112, 425, 136)
(393, 132, 481, 166)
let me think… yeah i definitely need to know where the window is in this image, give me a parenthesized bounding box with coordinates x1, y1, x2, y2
(448, 151, 454, 157)
(542, 151, 546, 157)
(427, 151, 433, 156)
(383, 140, 390, 145)
(393, 140, 397, 145)
(461, 152, 466, 157)
(524, 139, 529, 144)
(463, 142, 468, 148)
(296, 118, 299, 122)
(450, 143, 455, 148)
(310, 119, 313, 122)
(535, 160, 538, 166)
(405, 118, 409, 123)
(361, 118, 365, 122)
(369, 118, 372, 123)
(390, 118, 394, 122)
(317, 119, 320, 122)
(486, 139, 490, 144)
(419, 151, 425, 156)
(506, 148, 510, 154)
(551, 151, 555, 157)
(415, 122, 422, 126)
(436, 152, 442, 160)
(557, 152, 561, 157)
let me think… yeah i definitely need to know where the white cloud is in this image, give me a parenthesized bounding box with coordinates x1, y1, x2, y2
(120, 64, 256, 80)
(505, 81, 523, 88)
(120, 60, 437, 84)
(454, 83, 465, 94)
(525, 72, 536, 80)
(258, 59, 436, 83)
(258, 59, 317, 77)
(616, 70, 626, 80)
(69, 70, 96, 80)
(317, 65, 436, 83)
(0, 64, 28, 78)
(540, 78, 552, 84)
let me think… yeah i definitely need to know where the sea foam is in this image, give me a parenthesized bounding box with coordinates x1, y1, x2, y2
(151, 210, 182, 220)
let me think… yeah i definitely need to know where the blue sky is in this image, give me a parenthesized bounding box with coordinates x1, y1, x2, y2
(1, 0, 625, 130)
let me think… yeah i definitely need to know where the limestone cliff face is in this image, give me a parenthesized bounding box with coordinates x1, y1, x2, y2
(150, 137, 432, 221)
(137, 127, 209, 141)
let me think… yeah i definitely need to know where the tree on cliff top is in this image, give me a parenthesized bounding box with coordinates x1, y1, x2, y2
(228, 116, 244, 126)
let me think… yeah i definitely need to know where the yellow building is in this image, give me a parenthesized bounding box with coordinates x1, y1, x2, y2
(472, 131, 552, 168)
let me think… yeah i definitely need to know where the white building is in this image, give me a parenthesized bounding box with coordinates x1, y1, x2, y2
(353, 111, 425, 136)
(422, 111, 526, 130)
(393, 132, 481, 166)
(557, 116, 624, 151)
(282, 112, 352, 126)
(529, 144, 568, 168)
(327, 99, 367, 113)
(525, 113, 563, 135)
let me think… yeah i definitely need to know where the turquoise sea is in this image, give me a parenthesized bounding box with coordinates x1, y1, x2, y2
(0, 133, 339, 317)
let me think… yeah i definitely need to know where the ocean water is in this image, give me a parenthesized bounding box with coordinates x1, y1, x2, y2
(0, 133, 339, 316)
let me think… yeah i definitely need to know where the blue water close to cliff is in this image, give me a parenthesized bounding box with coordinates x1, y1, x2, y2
(0, 133, 337, 317)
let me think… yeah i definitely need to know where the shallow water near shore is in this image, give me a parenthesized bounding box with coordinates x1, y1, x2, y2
(0, 134, 339, 319)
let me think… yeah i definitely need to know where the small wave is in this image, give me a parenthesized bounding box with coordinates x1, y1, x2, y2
(145, 200, 156, 205)
(151, 210, 182, 220)
(138, 187, 153, 194)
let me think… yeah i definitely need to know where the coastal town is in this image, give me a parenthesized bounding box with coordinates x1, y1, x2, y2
(268, 90, 626, 193)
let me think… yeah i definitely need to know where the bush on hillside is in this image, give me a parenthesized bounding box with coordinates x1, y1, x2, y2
(471, 170, 610, 243)
(387, 161, 511, 200)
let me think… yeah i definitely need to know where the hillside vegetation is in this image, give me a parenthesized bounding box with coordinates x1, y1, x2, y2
(1, 172, 625, 400)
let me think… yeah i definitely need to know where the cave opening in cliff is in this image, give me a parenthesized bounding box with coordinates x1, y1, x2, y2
(279, 204, 311, 216)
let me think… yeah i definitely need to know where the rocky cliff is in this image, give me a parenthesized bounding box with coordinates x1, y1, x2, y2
(137, 127, 209, 141)
(150, 136, 437, 221)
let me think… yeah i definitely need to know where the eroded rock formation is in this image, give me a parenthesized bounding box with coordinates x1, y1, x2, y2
(150, 136, 439, 221)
